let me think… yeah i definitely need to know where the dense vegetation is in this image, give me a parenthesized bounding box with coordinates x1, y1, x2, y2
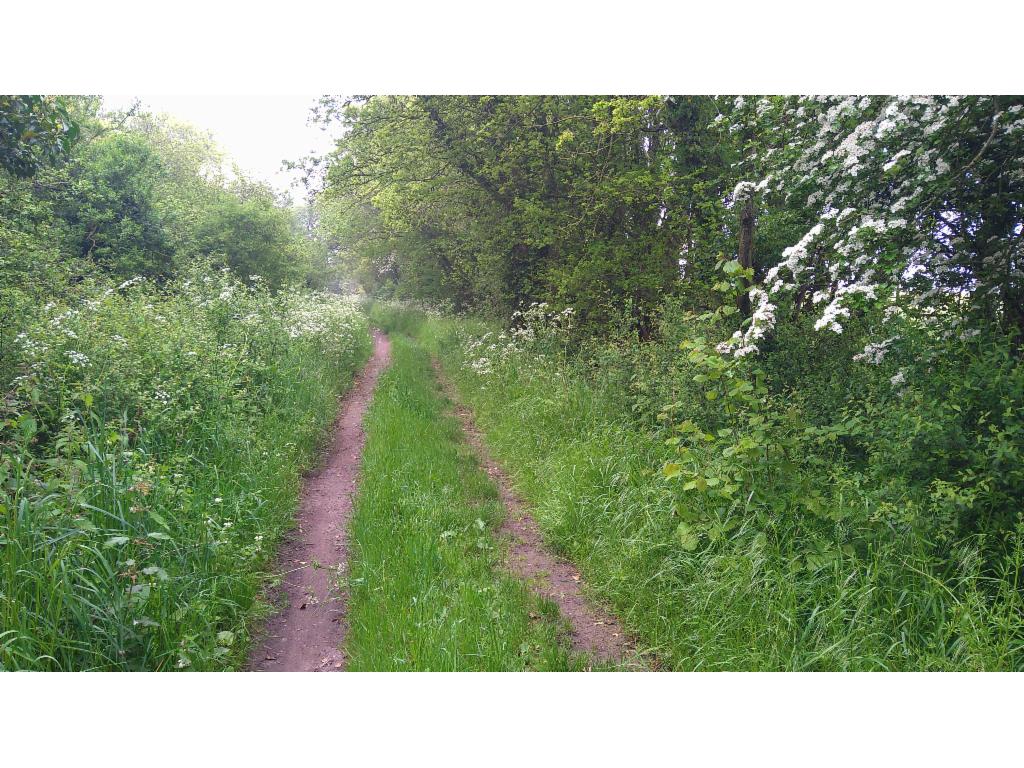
(4, 93, 1023, 670)
(323, 96, 1024, 669)
(1, 96, 370, 669)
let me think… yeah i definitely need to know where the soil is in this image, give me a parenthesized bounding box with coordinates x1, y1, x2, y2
(433, 360, 639, 668)
(248, 330, 391, 672)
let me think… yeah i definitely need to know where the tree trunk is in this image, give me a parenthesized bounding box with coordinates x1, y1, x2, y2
(737, 197, 755, 317)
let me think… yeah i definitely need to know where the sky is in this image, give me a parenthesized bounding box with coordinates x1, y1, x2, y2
(102, 94, 341, 201)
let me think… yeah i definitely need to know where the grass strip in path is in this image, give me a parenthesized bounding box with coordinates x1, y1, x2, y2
(344, 335, 588, 671)
(248, 330, 391, 671)
(434, 361, 641, 668)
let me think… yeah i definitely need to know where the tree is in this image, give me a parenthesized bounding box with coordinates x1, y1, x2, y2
(60, 131, 173, 279)
(0, 95, 79, 178)
(317, 95, 695, 330)
(193, 191, 304, 287)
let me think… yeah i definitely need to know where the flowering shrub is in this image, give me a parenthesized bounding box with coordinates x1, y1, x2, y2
(717, 95, 1024, 357)
(0, 267, 370, 670)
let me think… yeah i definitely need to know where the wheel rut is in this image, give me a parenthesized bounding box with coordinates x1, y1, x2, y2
(248, 330, 391, 672)
(433, 359, 640, 668)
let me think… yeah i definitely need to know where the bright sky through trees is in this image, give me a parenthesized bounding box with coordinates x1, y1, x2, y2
(102, 94, 337, 200)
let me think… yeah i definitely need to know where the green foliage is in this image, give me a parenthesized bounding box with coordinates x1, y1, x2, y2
(317, 96, 700, 328)
(2, 98, 324, 289)
(0, 268, 371, 670)
(61, 132, 174, 278)
(0, 95, 79, 178)
(394, 303, 1024, 670)
(192, 192, 304, 287)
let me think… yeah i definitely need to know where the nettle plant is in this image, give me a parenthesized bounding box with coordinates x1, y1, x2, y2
(661, 259, 775, 550)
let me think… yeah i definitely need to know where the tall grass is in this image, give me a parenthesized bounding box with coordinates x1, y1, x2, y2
(345, 333, 587, 670)
(0, 269, 370, 670)
(372, 303, 1024, 671)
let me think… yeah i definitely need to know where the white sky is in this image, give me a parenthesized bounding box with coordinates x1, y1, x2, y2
(102, 94, 341, 202)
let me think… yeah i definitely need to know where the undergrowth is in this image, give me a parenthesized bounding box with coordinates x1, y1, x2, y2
(0, 268, 370, 670)
(372, 301, 1024, 671)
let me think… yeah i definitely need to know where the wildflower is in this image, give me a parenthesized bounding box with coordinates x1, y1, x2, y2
(117, 277, 144, 290)
(66, 350, 90, 368)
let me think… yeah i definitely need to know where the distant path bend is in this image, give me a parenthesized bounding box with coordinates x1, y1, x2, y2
(249, 329, 391, 672)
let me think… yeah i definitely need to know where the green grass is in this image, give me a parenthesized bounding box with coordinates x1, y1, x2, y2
(1, 277, 371, 670)
(371, 304, 1024, 671)
(345, 333, 588, 670)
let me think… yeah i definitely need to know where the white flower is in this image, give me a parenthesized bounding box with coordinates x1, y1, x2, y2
(66, 350, 90, 367)
(731, 180, 758, 205)
(853, 337, 899, 364)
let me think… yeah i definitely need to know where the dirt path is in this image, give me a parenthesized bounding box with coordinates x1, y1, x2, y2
(433, 360, 639, 668)
(248, 330, 391, 672)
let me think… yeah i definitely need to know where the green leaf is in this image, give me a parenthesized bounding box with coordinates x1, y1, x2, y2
(19, 416, 37, 439)
(129, 584, 151, 604)
(149, 510, 171, 530)
(662, 462, 682, 479)
(676, 522, 699, 551)
(104, 535, 130, 548)
(142, 566, 169, 581)
(216, 630, 235, 646)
